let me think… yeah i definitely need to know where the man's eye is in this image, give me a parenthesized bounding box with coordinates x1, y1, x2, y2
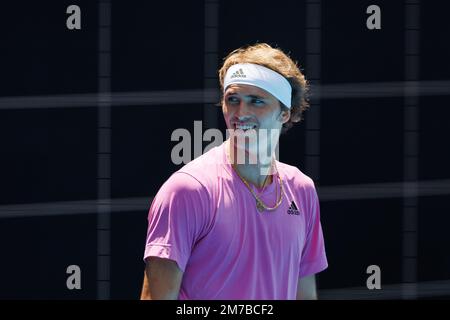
(252, 98, 265, 105)
(227, 96, 239, 104)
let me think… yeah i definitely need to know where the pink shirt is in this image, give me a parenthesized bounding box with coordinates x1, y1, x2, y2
(144, 142, 327, 300)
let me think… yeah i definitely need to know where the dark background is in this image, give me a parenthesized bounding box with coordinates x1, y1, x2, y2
(0, 1, 449, 299)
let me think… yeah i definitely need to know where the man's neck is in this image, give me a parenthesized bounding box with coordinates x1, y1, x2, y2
(226, 140, 276, 189)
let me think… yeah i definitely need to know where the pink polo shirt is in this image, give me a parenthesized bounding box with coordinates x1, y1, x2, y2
(144, 141, 327, 300)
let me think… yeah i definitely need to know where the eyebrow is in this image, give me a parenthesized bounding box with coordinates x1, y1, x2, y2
(225, 92, 267, 100)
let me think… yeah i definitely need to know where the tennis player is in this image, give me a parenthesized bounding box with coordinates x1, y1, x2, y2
(141, 43, 328, 300)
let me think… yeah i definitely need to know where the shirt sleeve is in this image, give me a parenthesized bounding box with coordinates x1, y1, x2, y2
(143, 172, 212, 272)
(299, 182, 328, 278)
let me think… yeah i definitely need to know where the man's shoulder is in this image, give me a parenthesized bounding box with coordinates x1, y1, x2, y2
(155, 146, 224, 205)
(175, 144, 224, 185)
(277, 161, 315, 189)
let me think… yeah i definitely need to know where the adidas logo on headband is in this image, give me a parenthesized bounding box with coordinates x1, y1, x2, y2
(224, 63, 292, 108)
(230, 68, 246, 79)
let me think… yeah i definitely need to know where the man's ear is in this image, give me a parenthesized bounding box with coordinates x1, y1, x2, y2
(278, 109, 291, 124)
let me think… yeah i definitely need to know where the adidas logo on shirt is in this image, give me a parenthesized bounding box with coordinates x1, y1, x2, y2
(287, 201, 300, 215)
(230, 68, 246, 79)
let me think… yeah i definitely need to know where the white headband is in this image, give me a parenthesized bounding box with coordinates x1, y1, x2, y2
(223, 63, 292, 108)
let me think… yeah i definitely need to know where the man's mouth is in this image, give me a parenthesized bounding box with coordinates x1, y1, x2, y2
(233, 123, 257, 131)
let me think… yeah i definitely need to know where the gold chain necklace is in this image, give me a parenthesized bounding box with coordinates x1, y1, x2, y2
(227, 150, 285, 212)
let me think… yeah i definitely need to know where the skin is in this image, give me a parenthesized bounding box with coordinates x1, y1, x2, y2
(222, 84, 290, 188)
(140, 257, 182, 300)
(141, 84, 318, 300)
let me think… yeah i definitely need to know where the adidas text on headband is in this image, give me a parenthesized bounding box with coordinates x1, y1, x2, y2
(223, 63, 292, 108)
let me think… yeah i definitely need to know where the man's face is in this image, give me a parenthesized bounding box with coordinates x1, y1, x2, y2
(222, 84, 290, 133)
(222, 84, 290, 164)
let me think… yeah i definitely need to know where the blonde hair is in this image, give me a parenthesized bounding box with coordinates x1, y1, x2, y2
(219, 43, 309, 133)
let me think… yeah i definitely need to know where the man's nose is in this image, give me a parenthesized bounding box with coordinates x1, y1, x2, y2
(235, 100, 251, 118)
